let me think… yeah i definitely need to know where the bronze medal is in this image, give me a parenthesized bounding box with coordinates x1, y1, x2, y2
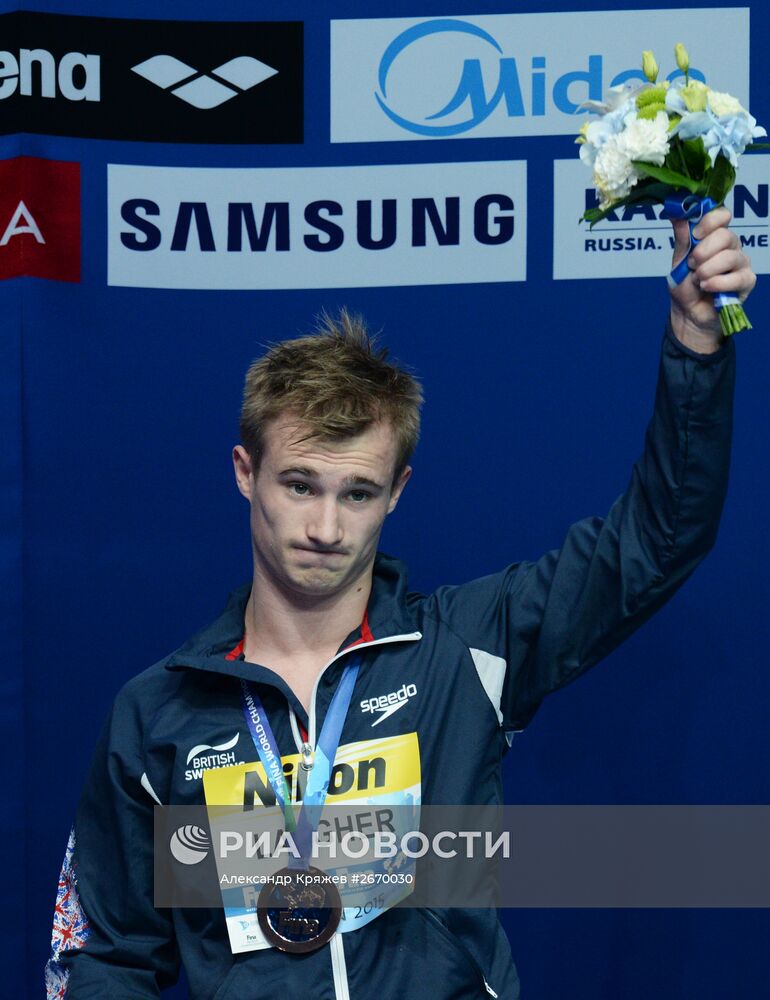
(257, 866, 342, 953)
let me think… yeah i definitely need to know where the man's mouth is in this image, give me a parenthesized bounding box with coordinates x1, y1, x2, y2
(293, 545, 347, 557)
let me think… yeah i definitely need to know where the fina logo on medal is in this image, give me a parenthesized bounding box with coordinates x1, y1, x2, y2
(258, 867, 342, 953)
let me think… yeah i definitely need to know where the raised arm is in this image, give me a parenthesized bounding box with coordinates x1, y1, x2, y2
(427, 211, 755, 732)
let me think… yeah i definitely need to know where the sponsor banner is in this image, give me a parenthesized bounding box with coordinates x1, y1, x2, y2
(553, 157, 770, 280)
(0, 12, 302, 143)
(0, 157, 80, 282)
(330, 9, 750, 143)
(107, 160, 526, 290)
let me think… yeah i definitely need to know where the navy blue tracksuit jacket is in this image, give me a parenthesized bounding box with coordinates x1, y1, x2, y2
(48, 328, 735, 999)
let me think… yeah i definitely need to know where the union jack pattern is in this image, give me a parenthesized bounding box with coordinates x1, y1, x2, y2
(45, 828, 90, 999)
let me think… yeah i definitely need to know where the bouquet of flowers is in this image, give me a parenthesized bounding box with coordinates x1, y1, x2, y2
(577, 44, 766, 335)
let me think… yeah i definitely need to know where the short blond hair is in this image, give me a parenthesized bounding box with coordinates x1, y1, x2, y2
(240, 309, 423, 480)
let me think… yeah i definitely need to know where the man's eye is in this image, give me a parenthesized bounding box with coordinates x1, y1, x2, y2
(289, 483, 311, 496)
(348, 490, 371, 503)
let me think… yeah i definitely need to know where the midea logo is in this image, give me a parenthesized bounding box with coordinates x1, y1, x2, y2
(375, 18, 704, 137)
(132, 55, 278, 109)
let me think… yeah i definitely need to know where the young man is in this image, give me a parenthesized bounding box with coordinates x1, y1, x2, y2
(48, 209, 755, 999)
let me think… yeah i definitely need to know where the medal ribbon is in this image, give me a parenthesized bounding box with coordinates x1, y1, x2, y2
(240, 679, 296, 832)
(240, 656, 361, 864)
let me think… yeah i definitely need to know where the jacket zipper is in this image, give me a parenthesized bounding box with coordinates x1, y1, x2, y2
(330, 932, 350, 1000)
(420, 909, 497, 997)
(287, 631, 422, 758)
(297, 630, 421, 1000)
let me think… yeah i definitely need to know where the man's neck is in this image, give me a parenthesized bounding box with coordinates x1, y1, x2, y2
(242, 568, 372, 700)
(241, 570, 371, 712)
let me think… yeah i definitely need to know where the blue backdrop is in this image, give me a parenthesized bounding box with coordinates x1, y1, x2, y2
(5, 1, 769, 996)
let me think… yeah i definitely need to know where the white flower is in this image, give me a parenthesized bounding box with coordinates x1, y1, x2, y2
(708, 90, 744, 118)
(580, 82, 645, 115)
(591, 110, 671, 209)
(578, 99, 636, 169)
(593, 134, 640, 208)
(618, 111, 670, 165)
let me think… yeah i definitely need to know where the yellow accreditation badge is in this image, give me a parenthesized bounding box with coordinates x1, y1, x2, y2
(203, 732, 422, 954)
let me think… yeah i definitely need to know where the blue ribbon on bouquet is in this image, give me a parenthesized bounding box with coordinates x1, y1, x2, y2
(662, 193, 740, 311)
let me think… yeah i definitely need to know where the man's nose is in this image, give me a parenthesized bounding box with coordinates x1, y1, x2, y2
(306, 498, 344, 548)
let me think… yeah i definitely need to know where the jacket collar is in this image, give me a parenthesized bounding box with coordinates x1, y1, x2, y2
(164, 552, 418, 682)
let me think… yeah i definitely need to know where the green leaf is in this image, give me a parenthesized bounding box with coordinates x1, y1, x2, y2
(745, 142, 770, 152)
(631, 161, 704, 193)
(665, 143, 687, 178)
(680, 137, 710, 178)
(580, 204, 618, 226)
(581, 207, 604, 224)
(579, 179, 673, 226)
(705, 154, 736, 203)
(618, 180, 673, 208)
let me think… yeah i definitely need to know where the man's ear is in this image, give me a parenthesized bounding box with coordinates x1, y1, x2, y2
(387, 465, 412, 515)
(232, 445, 254, 500)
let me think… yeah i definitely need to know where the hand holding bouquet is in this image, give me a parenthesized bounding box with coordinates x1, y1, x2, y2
(577, 44, 766, 335)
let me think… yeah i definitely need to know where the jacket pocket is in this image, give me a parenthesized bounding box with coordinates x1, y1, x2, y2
(210, 961, 238, 1000)
(342, 907, 494, 1000)
(417, 909, 496, 997)
(210, 947, 338, 1000)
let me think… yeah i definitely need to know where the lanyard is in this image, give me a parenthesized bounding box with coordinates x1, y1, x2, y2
(240, 656, 361, 862)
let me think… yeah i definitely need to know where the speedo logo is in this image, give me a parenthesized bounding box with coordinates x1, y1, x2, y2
(184, 733, 243, 781)
(360, 683, 417, 727)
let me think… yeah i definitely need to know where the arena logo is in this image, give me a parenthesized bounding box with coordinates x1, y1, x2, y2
(552, 158, 770, 281)
(0, 11, 302, 142)
(0, 47, 99, 101)
(107, 161, 527, 290)
(131, 54, 277, 110)
(330, 10, 749, 143)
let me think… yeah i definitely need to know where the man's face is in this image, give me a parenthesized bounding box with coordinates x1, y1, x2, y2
(233, 413, 411, 601)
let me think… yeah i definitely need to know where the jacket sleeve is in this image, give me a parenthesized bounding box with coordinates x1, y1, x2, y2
(46, 691, 180, 998)
(425, 326, 736, 732)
